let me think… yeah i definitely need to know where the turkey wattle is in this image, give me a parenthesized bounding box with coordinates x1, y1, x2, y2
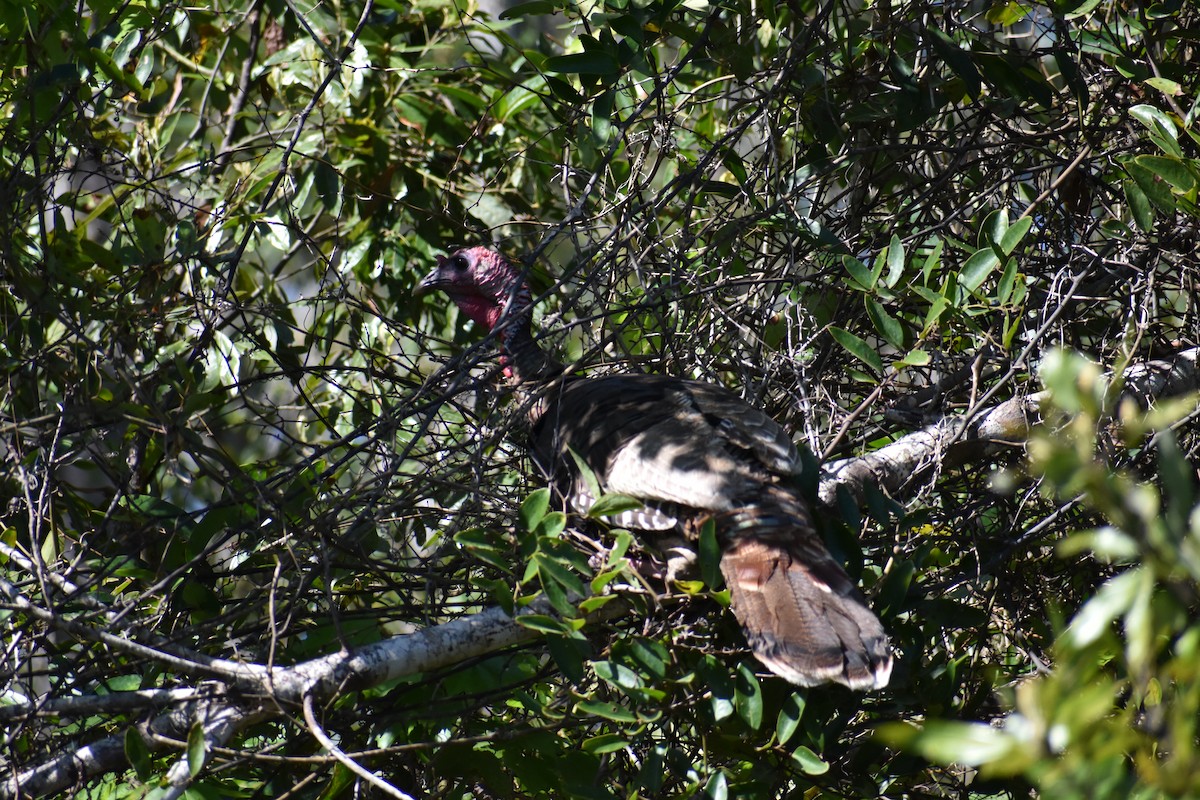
(417, 246, 893, 690)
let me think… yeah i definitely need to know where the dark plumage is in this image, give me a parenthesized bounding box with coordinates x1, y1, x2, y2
(418, 246, 892, 690)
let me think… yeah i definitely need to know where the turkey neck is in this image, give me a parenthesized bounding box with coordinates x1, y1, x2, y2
(494, 312, 569, 429)
(497, 311, 565, 384)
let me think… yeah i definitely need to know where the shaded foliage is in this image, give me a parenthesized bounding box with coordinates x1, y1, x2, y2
(1, 0, 1199, 797)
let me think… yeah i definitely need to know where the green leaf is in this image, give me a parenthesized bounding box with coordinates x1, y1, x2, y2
(865, 298, 905, 348)
(999, 215, 1033, 255)
(996, 257, 1018, 305)
(516, 614, 574, 634)
(576, 699, 638, 722)
(734, 662, 763, 729)
(1145, 77, 1183, 97)
(622, 638, 668, 679)
(720, 147, 749, 188)
(587, 493, 644, 519)
(1065, 566, 1147, 648)
(987, 1, 1031, 25)
(1129, 103, 1182, 157)
(829, 327, 884, 373)
(582, 733, 629, 754)
(876, 559, 915, 615)
(1062, 0, 1102, 19)
(925, 26, 981, 98)
(496, 82, 543, 122)
(125, 728, 153, 781)
(889, 720, 1019, 766)
(1134, 155, 1197, 193)
(959, 247, 1001, 294)
(520, 488, 551, 532)
(455, 529, 511, 573)
(897, 349, 931, 367)
(534, 551, 585, 597)
(1123, 179, 1155, 232)
(703, 771, 728, 800)
(1057, 526, 1140, 562)
(594, 659, 643, 690)
(536, 511, 567, 539)
(545, 52, 620, 76)
(1126, 159, 1178, 213)
(884, 234, 906, 288)
(842, 255, 876, 291)
(499, 0, 561, 17)
(921, 238, 944, 283)
(318, 764, 357, 800)
(789, 745, 829, 775)
(126, 495, 188, 519)
(776, 692, 805, 745)
(186, 722, 207, 778)
(699, 656, 735, 721)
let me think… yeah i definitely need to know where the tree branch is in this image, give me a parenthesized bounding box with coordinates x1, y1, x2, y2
(818, 347, 1200, 506)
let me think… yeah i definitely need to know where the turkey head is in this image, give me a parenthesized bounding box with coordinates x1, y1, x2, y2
(417, 246, 893, 690)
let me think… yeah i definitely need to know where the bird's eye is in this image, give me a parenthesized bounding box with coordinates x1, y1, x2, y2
(450, 255, 468, 271)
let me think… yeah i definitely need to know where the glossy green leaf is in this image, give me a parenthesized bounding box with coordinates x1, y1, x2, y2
(829, 326, 884, 372)
(516, 614, 574, 634)
(1145, 77, 1183, 97)
(959, 247, 1001, 294)
(734, 662, 763, 729)
(534, 551, 585, 596)
(790, 745, 829, 775)
(921, 237, 945, 283)
(999, 215, 1033, 255)
(1124, 179, 1155, 232)
(582, 733, 629, 754)
(1129, 103, 1182, 157)
(125, 728, 153, 781)
(776, 692, 805, 745)
(842, 255, 876, 291)
(1134, 155, 1197, 192)
(996, 256, 1018, 305)
(987, 1, 1031, 25)
(576, 699, 639, 722)
(496, 82, 543, 122)
(1063, 0, 1103, 19)
(587, 493, 644, 519)
(884, 234, 906, 288)
(1127, 159, 1178, 213)
(520, 489, 551, 532)
(703, 771, 728, 800)
(898, 348, 931, 367)
(186, 722, 207, 777)
(865, 298, 905, 348)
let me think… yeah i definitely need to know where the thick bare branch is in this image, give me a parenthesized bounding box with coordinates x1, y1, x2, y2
(819, 348, 1200, 506)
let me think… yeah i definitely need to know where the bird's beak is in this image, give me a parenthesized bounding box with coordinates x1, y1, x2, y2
(414, 256, 448, 296)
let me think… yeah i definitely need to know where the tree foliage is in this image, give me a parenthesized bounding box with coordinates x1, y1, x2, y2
(2, 0, 1199, 797)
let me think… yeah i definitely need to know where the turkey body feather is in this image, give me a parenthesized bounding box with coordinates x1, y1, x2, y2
(532, 375, 798, 513)
(418, 246, 893, 690)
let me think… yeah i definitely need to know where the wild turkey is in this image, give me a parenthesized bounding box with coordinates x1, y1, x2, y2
(418, 246, 893, 690)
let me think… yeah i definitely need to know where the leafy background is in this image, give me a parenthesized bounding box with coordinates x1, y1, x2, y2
(2, 0, 1199, 797)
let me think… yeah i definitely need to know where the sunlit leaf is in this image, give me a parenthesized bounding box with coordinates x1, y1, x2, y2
(829, 326, 884, 372)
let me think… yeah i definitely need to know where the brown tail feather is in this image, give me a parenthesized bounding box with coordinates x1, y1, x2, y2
(717, 488, 892, 690)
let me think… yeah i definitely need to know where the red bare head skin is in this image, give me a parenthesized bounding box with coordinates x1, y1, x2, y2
(417, 246, 530, 333)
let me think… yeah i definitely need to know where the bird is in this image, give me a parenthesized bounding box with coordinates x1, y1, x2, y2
(417, 245, 893, 690)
